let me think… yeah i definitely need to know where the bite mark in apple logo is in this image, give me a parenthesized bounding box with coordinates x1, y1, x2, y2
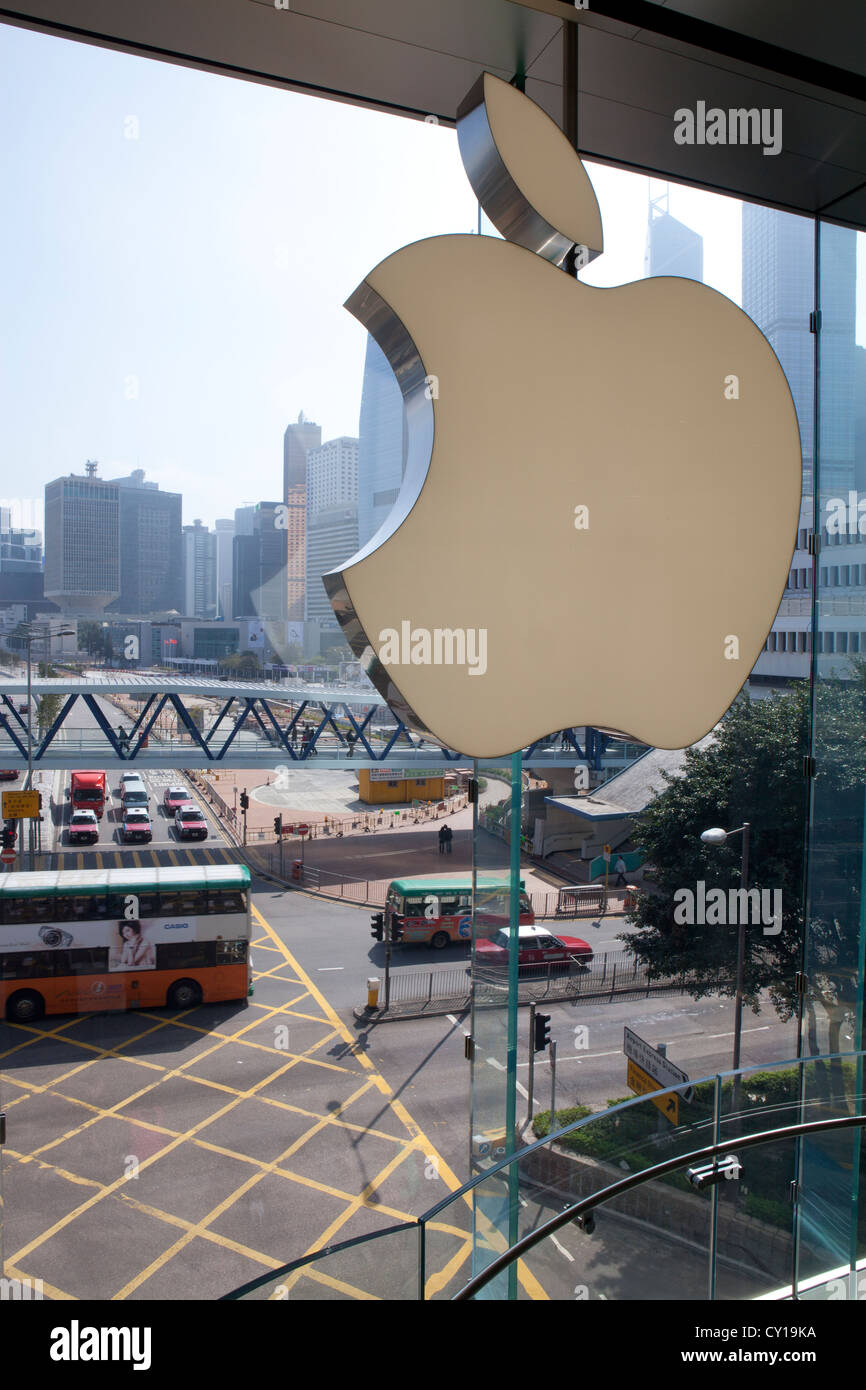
(323, 72, 802, 757)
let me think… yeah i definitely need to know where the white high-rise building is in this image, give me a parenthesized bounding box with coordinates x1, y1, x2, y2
(306, 436, 359, 516)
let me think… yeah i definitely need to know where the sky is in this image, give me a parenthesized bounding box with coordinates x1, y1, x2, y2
(0, 21, 863, 535)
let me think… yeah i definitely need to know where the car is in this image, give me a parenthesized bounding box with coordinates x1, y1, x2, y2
(476, 925, 593, 968)
(120, 784, 149, 810)
(119, 772, 143, 792)
(175, 805, 208, 840)
(121, 808, 152, 843)
(68, 810, 99, 845)
(0, 769, 19, 782)
(163, 786, 192, 815)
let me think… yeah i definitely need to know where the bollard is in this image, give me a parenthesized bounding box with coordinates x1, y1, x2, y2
(367, 977, 380, 1009)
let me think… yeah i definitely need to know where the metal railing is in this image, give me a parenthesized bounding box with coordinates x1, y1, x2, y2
(220, 1052, 866, 1302)
(374, 950, 688, 1017)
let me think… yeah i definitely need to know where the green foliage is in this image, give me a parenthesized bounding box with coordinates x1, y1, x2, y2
(621, 686, 810, 1019)
(532, 1104, 591, 1139)
(743, 1193, 790, 1228)
(37, 694, 62, 731)
(221, 650, 262, 676)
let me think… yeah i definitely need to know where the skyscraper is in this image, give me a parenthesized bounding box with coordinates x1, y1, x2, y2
(232, 502, 288, 621)
(214, 518, 235, 620)
(645, 193, 703, 281)
(44, 464, 120, 614)
(357, 336, 407, 549)
(306, 504, 359, 624)
(182, 520, 218, 619)
(306, 436, 359, 515)
(742, 205, 817, 494)
(105, 469, 182, 615)
(283, 412, 321, 622)
(305, 436, 359, 623)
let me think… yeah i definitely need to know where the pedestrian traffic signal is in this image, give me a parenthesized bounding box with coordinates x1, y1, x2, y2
(370, 912, 384, 943)
(239, 791, 250, 812)
(533, 1012, 551, 1054)
(2, 821, 16, 849)
(274, 815, 283, 837)
(391, 918, 404, 944)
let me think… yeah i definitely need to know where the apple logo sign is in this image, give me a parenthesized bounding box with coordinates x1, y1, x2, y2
(324, 73, 801, 757)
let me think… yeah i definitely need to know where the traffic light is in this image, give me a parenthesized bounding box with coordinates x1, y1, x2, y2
(2, 821, 16, 849)
(370, 912, 384, 942)
(273, 815, 283, 837)
(239, 791, 250, 812)
(390, 917, 404, 944)
(533, 1012, 551, 1054)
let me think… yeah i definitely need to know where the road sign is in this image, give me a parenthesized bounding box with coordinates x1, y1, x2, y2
(1, 848, 16, 865)
(602, 844, 611, 863)
(623, 1026, 693, 1103)
(627, 1059, 679, 1125)
(2, 790, 39, 820)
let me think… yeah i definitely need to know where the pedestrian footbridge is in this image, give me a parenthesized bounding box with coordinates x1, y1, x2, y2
(0, 675, 643, 771)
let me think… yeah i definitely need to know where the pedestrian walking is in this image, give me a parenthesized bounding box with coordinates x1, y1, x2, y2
(444, 823, 453, 855)
(614, 854, 627, 887)
(438, 824, 447, 855)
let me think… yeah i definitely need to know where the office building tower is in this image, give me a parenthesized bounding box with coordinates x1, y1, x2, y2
(232, 502, 288, 621)
(306, 503, 359, 623)
(645, 193, 703, 280)
(283, 412, 321, 621)
(742, 205, 816, 493)
(182, 520, 218, 619)
(0, 522, 42, 574)
(44, 464, 120, 614)
(104, 469, 183, 615)
(214, 518, 235, 620)
(234, 505, 256, 537)
(306, 437, 359, 516)
(357, 336, 407, 549)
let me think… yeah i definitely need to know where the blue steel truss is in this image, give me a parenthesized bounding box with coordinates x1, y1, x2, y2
(0, 680, 629, 770)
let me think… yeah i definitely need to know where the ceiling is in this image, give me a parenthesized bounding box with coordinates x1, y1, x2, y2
(2, 0, 865, 226)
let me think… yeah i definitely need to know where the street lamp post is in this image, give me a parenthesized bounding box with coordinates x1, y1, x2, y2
(701, 822, 750, 1109)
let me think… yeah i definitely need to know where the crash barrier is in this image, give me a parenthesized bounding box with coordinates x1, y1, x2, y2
(375, 950, 688, 1018)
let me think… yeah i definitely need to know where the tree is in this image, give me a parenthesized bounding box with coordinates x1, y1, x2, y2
(221, 650, 262, 677)
(622, 685, 809, 1020)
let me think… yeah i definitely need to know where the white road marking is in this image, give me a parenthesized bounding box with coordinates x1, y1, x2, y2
(485, 1055, 534, 1103)
(317, 967, 344, 971)
(550, 1235, 575, 1263)
(446, 1013, 471, 1038)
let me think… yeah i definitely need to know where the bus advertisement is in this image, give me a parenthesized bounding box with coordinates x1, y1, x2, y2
(0, 864, 252, 1022)
(384, 874, 534, 950)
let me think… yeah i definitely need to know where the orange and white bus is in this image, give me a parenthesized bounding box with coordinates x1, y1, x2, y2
(383, 874, 535, 950)
(1, 864, 252, 1022)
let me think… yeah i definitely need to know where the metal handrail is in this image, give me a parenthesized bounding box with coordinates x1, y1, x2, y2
(218, 1219, 417, 1300)
(452, 1112, 866, 1300)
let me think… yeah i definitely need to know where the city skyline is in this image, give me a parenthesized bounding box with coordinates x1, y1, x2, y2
(6, 24, 862, 539)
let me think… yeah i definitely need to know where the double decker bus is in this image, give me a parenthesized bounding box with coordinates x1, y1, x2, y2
(1, 864, 252, 1022)
(383, 874, 535, 950)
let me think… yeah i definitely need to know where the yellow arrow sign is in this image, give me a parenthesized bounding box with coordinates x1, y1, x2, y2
(2, 790, 40, 820)
(627, 1058, 679, 1125)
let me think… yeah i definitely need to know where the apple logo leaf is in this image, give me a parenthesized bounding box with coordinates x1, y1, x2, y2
(324, 73, 802, 759)
(457, 72, 603, 268)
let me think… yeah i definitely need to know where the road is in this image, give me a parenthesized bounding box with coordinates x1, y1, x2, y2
(0, 725, 804, 1303)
